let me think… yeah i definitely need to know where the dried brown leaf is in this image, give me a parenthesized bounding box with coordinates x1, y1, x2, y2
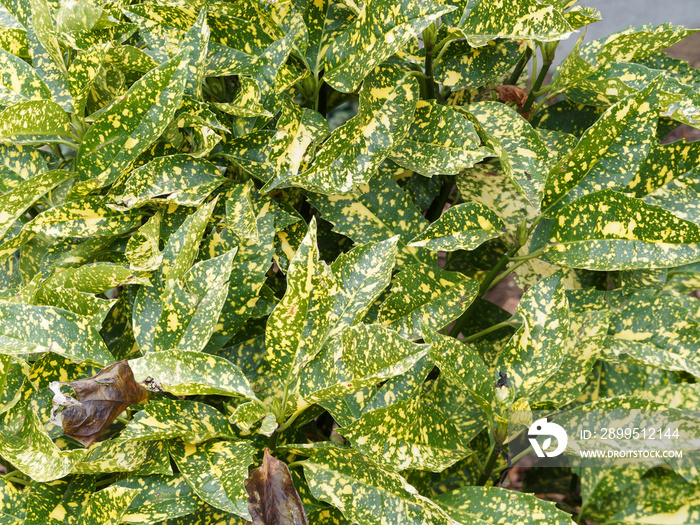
(245, 449, 309, 525)
(494, 85, 528, 108)
(50, 360, 149, 447)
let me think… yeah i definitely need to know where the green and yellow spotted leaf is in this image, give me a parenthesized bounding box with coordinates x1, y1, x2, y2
(321, 0, 453, 92)
(0, 47, 51, 105)
(72, 440, 168, 475)
(0, 302, 115, 365)
(119, 398, 235, 444)
(378, 264, 478, 341)
(25, 196, 143, 238)
(409, 202, 505, 251)
(543, 78, 661, 213)
(548, 189, 700, 270)
(271, 64, 419, 194)
(467, 101, 552, 209)
(170, 440, 255, 520)
(24, 475, 93, 525)
(111, 155, 225, 210)
(494, 272, 570, 402)
(151, 249, 235, 353)
(299, 323, 430, 403)
(125, 212, 162, 272)
(390, 100, 492, 176)
(427, 329, 493, 413)
(265, 218, 336, 382)
(67, 43, 108, 116)
(0, 409, 85, 482)
(0, 28, 29, 61)
(459, 0, 572, 47)
(604, 290, 700, 378)
(45, 263, 150, 294)
(0, 169, 73, 240)
(434, 486, 572, 524)
(0, 100, 69, 139)
(301, 446, 454, 524)
(435, 40, 524, 91)
(228, 400, 276, 437)
(76, 53, 188, 191)
(26, 24, 72, 112)
(310, 168, 433, 267)
(129, 350, 256, 398)
(598, 470, 700, 525)
(261, 100, 329, 191)
(327, 237, 398, 340)
(457, 163, 538, 234)
(74, 484, 139, 525)
(340, 397, 470, 472)
(114, 474, 200, 525)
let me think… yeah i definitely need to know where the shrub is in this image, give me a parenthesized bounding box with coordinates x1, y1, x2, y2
(0, 0, 699, 523)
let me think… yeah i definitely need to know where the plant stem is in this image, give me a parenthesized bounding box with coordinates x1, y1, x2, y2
(522, 53, 554, 113)
(461, 320, 517, 343)
(506, 47, 533, 86)
(492, 445, 533, 475)
(477, 443, 500, 486)
(423, 27, 437, 100)
(276, 405, 308, 433)
(425, 176, 453, 222)
(3, 470, 31, 486)
(448, 245, 519, 338)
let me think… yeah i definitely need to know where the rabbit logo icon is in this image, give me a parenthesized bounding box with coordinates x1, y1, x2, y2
(528, 418, 568, 458)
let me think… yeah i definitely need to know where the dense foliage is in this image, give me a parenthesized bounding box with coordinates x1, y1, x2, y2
(0, 0, 699, 523)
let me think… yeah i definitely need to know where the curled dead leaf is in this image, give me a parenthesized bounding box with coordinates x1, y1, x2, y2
(245, 449, 309, 525)
(494, 85, 528, 107)
(50, 360, 149, 447)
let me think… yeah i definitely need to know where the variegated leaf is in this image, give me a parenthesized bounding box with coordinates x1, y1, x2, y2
(339, 397, 470, 472)
(322, 0, 453, 92)
(435, 40, 524, 91)
(390, 100, 492, 176)
(170, 440, 255, 520)
(0, 302, 114, 365)
(427, 329, 493, 413)
(25, 196, 143, 238)
(328, 237, 398, 340)
(119, 398, 235, 444)
(378, 264, 478, 341)
(129, 350, 256, 398)
(467, 101, 552, 209)
(299, 323, 430, 403)
(309, 168, 433, 267)
(409, 202, 505, 251)
(0, 100, 69, 139)
(273, 64, 419, 194)
(459, 0, 572, 47)
(434, 486, 572, 524)
(76, 53, 188, 191)
(265, 218, 336, 382)
(547, 189, 700, 270)
(494, 273, 570, 402)
(0, 408, 85, 482)
(543, 78, 661, 213)
(125, 212, 162, 272)
(74, 485, 139, 525)
(301, 446, 454, 524)
(115, 474, 200, 525)
(0, 169, 73, 240)
(0, 47, 51, 105)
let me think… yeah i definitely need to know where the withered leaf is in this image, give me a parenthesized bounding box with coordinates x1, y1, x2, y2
(245, 449, 309, 525)
(50, 360, 149, 447)
(494, 85, 529, 113)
